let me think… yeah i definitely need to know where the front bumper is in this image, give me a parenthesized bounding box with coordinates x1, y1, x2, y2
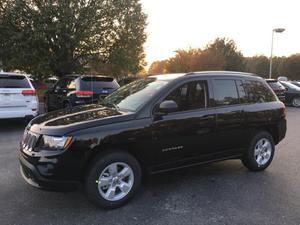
(19, 150, 80, 191)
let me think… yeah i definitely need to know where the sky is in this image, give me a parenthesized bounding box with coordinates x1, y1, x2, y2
(141, 0, 300, 67)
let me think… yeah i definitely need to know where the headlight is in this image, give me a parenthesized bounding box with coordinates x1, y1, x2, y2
(41, 135, 72, 150)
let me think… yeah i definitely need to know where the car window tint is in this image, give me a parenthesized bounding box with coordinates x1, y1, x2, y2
(0, 75, 30, 88)
(235, 80, 247, 104)
(165, 80, 208, 112)
(80, 77, 119, 91)
(213, 79, 239, 106)
(244, 80, 276, 103)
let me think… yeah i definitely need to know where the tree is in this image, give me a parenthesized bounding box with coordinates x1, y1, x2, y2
(0, 0, 147, 77)
(206, 38, 245, 71)
(281, 54, 300, 80)
(245, 55, 269, 77)
(148, 60, 168, 74)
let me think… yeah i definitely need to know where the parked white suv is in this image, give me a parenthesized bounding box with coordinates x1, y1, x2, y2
(0, 72, 38, 120)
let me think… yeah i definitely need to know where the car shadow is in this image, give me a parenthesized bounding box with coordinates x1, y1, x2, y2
(0, 119, 26, 133)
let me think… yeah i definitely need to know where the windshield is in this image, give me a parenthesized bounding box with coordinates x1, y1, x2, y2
(101, 78, 169, 112)
(281, 81, 300, 91)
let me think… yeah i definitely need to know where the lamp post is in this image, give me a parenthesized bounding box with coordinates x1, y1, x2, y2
(269, 28, 285, 79)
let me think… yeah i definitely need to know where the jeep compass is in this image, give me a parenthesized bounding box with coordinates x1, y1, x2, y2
(19, 71, 286, 209)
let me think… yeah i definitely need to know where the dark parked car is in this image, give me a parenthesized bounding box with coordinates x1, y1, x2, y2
(44, 75, 119, 111)
(20, 71, 286, 209)
(265, 79, 286, 102)
(279, 81, 300, 107)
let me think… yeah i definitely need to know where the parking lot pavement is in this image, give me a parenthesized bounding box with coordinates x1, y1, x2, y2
(0, 108, 299, 225)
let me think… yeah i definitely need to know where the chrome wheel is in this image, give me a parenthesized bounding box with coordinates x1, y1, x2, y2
(292, 97, 300, 107)
(96, 162, 134, 201)
(254, 138, 272, 166)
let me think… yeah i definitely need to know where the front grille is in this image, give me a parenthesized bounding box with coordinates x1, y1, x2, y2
(22, 130, 40, 152)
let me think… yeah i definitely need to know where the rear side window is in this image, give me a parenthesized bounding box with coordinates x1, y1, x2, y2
(213, 79, 239, 106)
(244, 80, 276, 103)
(80, 77, 119, 90)
(0, 75, 31, 88)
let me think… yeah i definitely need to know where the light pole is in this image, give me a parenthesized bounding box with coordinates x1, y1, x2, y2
(269, 28, 285, 79)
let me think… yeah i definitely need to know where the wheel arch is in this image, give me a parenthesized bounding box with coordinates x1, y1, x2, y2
(80, 147, 146, 181)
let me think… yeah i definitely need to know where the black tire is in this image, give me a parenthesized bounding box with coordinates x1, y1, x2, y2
(292, 96, 300, 107)
(242, 131, 275, 171)
(85, 151, 142, 209)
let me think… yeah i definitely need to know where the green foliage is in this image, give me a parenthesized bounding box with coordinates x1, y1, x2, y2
(0, 0, 147, 77)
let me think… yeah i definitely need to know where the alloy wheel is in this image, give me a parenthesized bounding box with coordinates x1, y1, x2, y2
(292, 97, 300, 107)
(96, 162, 134, 201)
(254, 138, 272, 166)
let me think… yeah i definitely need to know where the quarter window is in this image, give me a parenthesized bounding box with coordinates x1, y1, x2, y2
(244, 80, 276, 103)
(213, 79, 239, 106)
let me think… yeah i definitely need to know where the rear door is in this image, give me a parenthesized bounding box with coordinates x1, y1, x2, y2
(212, 78, 248, 154)
(0, 75, 36, 112)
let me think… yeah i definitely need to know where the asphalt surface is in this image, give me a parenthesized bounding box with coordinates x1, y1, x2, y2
(0, 107, 299, 225)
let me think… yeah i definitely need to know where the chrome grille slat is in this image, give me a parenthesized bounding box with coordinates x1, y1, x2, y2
(22, 131, 39, 151)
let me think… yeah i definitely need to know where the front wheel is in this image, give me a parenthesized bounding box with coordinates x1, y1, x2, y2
(242, 131, 275, 171)
(85, 151, 142, 209)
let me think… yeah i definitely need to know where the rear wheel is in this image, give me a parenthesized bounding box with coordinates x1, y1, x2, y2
(85, 151, 141, 209)
(242, 131, 275, 171)
(292, 97, 300, 107)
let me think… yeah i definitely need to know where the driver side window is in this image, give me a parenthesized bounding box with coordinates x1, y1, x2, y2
(165, 80, 208, 112)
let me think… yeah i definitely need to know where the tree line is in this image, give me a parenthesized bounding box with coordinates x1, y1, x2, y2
(148, 38, 300, 80)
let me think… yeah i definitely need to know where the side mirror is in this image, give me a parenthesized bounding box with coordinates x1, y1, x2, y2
(155, 100, 178, 116)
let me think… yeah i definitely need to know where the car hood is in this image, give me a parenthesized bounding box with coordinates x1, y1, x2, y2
(29, 104, 135, 136)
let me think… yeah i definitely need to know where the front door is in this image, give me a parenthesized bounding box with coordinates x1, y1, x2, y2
(148, 79, 217, 171)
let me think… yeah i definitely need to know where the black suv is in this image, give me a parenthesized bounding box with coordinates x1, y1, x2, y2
(44, 75, 119, 111)
(20, 72, 286, 209)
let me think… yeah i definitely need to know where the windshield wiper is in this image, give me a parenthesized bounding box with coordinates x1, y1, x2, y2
(101, 102, 119, 110)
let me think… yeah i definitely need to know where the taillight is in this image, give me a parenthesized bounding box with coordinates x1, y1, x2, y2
(76, 90, 93, 98)
(22, 90, 36, 96)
